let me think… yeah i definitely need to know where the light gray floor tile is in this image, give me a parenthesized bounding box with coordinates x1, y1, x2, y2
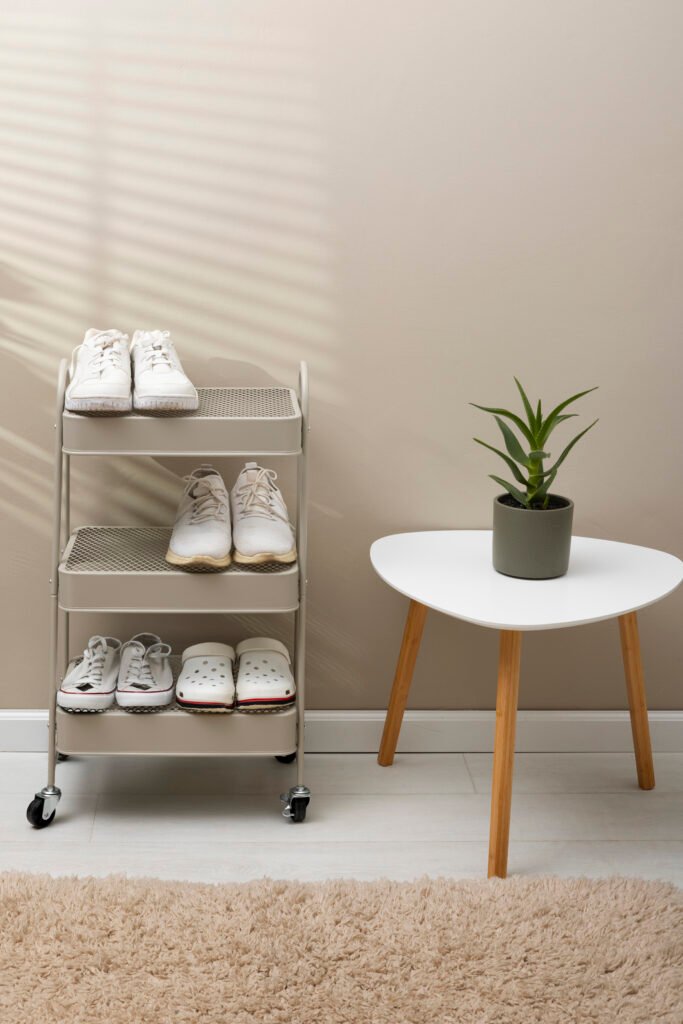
(90, 793, 492, 844)
(595, 841, 683, 885)
(509, 793, 683, 841)
(0, 753, 474, 796)
(465, 752, 683, 794)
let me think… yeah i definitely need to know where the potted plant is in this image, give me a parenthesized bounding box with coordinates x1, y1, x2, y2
(472, 379, 598, 579)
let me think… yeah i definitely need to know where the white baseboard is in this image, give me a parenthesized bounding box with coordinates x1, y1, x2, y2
(1, 709, 682, 753)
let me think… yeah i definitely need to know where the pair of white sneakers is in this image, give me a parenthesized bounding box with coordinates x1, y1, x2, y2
(166, 463, 296, 570)
(57, 634, 173, 712)
(56, 635, 296, 713)
(65, 328, 198, 414)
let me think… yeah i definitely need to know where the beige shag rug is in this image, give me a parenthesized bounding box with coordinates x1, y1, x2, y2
(0, 874, 681, 1023)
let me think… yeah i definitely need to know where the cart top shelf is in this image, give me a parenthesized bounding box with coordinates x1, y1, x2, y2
(62, 386, 302, 456)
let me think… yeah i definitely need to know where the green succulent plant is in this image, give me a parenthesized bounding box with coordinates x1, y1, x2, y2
(471, 379, 598, 510)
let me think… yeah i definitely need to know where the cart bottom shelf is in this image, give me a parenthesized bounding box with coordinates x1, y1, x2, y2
(56, 705, 297, 756)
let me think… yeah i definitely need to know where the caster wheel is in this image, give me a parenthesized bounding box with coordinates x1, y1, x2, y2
(57, 753, 70, 763)
(290, 797, 309, 823)
(26, 798, 55, 829)
(275, 753, 296, 764)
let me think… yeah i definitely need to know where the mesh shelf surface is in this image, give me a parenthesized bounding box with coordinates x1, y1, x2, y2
(56, 705, 297, 756)
(63, 386, 302, 455)
(59, 527, 299, 612)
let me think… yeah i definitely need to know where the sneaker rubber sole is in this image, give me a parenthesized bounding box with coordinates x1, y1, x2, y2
(232, 548, 297, 565)
(165, 550, 232, 569)
(65, 395, 132, 414)
(134, 394, 199, 412)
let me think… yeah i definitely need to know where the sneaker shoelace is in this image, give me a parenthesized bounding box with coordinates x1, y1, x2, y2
(73, 637, 109, 691)
(235, 466, 290, 524)
(183, 470, 228, 524)
(122, 640, 171, 691)
(88, 331, 128, 376)
(136, 331, 174, 372)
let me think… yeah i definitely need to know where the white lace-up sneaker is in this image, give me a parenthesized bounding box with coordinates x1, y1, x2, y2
(130, 330, 198, 412)
(116, 633, 174, 711)
(166, 465, 232, 569)
(57, 636, 122, 712)
(65, 329, 131, 413)
(230, 463, 296, 564)
(235, 638, 296, 712)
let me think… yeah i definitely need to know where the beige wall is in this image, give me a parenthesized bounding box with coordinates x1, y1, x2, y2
(1, 1, 682, 711)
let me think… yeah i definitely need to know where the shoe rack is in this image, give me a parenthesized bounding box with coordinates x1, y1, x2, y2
(28, 362, 311, 828)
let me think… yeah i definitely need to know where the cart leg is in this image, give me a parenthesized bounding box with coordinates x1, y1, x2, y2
(378, 600, 427, 766)
(619, 612, 655, 790)
(488, 630, 522, 879)
(280, 362, 310, 823)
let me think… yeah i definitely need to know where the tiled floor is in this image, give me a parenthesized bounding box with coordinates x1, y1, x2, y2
(2, 752, 682, 883)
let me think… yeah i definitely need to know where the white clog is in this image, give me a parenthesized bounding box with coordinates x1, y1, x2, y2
(176, 643, 236, 712)
(235, 637, 296, 712)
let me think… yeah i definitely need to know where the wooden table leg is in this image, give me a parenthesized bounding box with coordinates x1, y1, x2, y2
(618, 612, 655, 790)
(377, 600, 428, 766)
(488, 630, 522, 879)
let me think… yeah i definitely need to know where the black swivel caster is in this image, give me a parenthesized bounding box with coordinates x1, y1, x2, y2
(280, 785, 310, 823)
(275, 752, 296, 764)
(26, 799, 54, 829)
(26, 786, 61, 829)
(57, 753, 70, 763)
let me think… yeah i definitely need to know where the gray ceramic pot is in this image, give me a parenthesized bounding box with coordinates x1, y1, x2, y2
(492, 494, 574, 579)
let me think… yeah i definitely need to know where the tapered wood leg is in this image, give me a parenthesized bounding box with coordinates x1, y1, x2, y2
(619, 612, 655, 790)
(488, 630, 522, 879)
(377, 600, 428, 766)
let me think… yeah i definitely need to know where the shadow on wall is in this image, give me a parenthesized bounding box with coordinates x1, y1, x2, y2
(0, 5, 357, 702)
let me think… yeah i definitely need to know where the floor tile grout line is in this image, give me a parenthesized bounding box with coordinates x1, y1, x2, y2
(462, 754, 480, 794)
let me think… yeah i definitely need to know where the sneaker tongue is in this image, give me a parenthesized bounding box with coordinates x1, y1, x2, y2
(242, 461, 262, 482)
(190, 477, 223, 499)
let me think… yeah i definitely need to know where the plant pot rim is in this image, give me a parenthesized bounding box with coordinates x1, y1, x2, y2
(494, 493, 574, 513)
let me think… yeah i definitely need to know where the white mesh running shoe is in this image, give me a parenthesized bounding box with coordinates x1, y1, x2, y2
(57, 636, 122, 712)
(130, 330, 198, 412)
(116, 633, 174, 711)
(65, 329, 131, 413)
(230, 463, 296, 564)
(166, 466, 232, 569)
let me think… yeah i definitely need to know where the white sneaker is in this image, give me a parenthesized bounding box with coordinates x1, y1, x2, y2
(235, 637, 296, 712)
(65, 329, 131, 413)
(176, 643, 236, 712)
(130, 330, 198, 412)
(57, 636, 121, 712)
(166, 466, 232, 569)
(230, 463, 296, 564)
(116, 633, 174, 711)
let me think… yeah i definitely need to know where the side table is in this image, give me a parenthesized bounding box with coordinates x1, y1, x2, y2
(370, 531, 683, 877)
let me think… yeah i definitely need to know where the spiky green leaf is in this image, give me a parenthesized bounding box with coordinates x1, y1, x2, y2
(538, 387, 598, 445)
(494, 416, 530, 468)
(470, 404, 535, 446)
(489, 474, 528, 508)
(473, 438, 527, 485)
(513, 378, 537, 437)
(535, 399, 542, 433)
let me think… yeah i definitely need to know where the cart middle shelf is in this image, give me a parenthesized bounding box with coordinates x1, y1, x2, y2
(58, 526, 299, 613)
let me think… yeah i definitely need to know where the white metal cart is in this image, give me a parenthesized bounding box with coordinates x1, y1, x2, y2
(27, 361, 311, 828)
